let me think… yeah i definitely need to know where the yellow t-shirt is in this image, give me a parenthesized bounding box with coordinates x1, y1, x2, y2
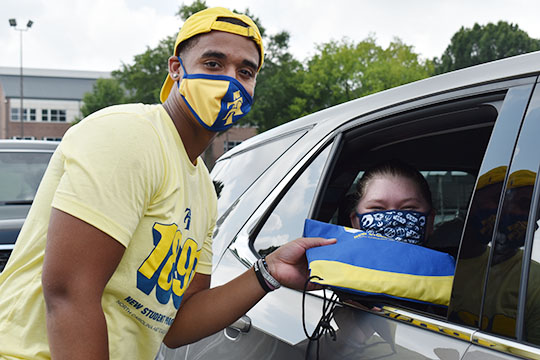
(0, 104, 217, 359)
(450, 248, 540, 344)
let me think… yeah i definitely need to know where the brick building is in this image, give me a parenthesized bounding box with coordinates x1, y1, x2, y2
(203, 125, 258, 171)
(0, 66, 110, 140)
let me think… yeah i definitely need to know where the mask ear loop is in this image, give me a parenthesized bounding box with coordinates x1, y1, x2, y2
(176, 56, 188, 80)
(302, 275, 339, 360)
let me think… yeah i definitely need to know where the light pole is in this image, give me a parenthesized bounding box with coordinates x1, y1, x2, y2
(9, 18, 33, 139)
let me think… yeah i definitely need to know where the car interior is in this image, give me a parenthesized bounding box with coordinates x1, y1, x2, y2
(310, 94, 503, 316)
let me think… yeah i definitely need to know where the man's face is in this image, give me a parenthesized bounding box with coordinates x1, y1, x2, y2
(180, 30, 260, 97)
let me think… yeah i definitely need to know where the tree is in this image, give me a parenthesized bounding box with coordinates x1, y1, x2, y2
(113, 36, 175, 104)
(244, 31, 304, 132)
(435, 21, 540, 74)
(176, 0, 207, 20)
(80, 78, 126, 118)
(290, 37, 433, 118)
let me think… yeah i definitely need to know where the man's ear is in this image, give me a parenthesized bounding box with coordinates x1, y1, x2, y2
(168, 55, 182, 79)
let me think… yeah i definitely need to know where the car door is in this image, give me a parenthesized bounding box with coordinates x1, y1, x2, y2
(461, 80, 540, 358)
(157, 76, 538, 360)
(244, 80, 538, 359)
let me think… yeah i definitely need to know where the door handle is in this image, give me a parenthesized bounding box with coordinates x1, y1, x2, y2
(229, 314, 251, 332)
(224, 315, 251, 341)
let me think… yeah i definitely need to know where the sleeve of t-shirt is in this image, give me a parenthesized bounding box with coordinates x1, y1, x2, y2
(51, 111, 164, 248)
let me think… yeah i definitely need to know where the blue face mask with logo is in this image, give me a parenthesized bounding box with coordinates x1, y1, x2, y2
(356, 210, 428, 245)
(176, 57, 253, 132)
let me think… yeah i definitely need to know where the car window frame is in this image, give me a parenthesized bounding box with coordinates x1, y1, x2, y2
(464, 79, 540, 360)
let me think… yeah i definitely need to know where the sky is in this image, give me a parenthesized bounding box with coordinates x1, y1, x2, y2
(2, 0, 540, 73)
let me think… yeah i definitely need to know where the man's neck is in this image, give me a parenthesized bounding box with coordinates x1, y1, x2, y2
(162, 96, 216, 165)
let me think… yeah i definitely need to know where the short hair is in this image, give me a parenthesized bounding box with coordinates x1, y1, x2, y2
(353, 159, 433, 210)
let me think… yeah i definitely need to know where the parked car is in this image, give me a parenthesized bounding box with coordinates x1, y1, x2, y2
(0, 140, 58, 272)
(154, 50, 540, 360)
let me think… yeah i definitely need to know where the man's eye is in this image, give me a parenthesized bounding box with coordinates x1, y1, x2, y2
(205, 61, 220, 68)
(240, 69, 254, 78)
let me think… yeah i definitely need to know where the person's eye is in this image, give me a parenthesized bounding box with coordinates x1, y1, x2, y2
(204, 61, 221, 69)
(239, 68, 255, 78)
(402, 205, 420, 211)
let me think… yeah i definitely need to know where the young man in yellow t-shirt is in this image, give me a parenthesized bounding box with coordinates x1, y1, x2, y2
(0, 7, 335, 359)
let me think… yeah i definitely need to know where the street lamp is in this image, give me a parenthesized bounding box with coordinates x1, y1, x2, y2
(9, 18, 33, 139)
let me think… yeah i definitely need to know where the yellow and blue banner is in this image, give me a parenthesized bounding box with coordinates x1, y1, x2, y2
(304, 219, 455, 306)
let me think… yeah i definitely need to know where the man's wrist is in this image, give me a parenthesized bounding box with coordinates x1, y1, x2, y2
(253, 257, 281, 292)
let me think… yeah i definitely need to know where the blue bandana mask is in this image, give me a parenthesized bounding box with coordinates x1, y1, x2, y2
(356, 210, 428, 245)
(176, 57, 253, 132)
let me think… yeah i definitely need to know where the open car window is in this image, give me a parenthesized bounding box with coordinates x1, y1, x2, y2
(251, 89, 527, 317)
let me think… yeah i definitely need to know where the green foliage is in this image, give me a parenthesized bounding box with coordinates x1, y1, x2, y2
(177, 0, 207, 20)
(80, 78, 126, 118)
(293, 37, 433, 117)
(435, 21, 540, 74)
(79, 1, 432, 132)
(113, 35, 175, 104)
(244, 31, 304, 132)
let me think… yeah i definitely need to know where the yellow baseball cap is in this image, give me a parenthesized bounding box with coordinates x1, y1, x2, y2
(477, 166, 507, 190)
(477, 166, 536, 190)
(159, 7, 264, 103)
(508, 169, 536, 188)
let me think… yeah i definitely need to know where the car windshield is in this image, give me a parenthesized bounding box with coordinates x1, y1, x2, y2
(0, 152, 53, 204)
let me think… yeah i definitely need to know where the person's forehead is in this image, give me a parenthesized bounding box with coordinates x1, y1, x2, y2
(363, 176, 424, 201)
(189, 31, 259, 63)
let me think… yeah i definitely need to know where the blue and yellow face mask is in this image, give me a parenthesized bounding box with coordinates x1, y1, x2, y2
(176, 57, 253, 132)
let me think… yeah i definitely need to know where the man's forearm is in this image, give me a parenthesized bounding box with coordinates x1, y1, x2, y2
(163, 266, 265, 348)
(46, 298, 109, 359)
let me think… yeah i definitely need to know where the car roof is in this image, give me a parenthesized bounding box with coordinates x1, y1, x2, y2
(0, 139, 59, 151)
(225, 50, 540, 158)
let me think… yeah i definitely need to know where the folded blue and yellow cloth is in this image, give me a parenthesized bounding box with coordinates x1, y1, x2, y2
(304, 219, 456, 306)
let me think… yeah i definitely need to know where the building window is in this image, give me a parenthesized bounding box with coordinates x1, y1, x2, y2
(224, 140, 242, 152)
(42, 109, 49, 122)
(10, 108, 36, 121)
(50, 109, 67, 122)
(10, 108, 19, 121)
(43, 137, 62, 141)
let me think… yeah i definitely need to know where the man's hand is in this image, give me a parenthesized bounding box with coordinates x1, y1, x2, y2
(265, 237, 336, 291)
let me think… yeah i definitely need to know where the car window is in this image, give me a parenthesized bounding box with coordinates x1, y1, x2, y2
(449, 85, 534, 328)
(313, 88, 536, 319)
(512, 87, 540, 346)
(526, 182, 540, 346)
(0, 151, 53, 203)
(211, 130, 306, 217)
(253, 145, 332, 257)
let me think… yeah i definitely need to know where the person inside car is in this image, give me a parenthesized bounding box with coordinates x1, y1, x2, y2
(303, 160, 441, 359)
(349, 159, 435, 245)
(0, 7, 335, 359)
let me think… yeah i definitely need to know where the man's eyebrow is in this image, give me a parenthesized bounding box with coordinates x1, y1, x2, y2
(200, 50, 258, 72)
(242, 59, 258, 72)
(201, 50, 226, 59)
